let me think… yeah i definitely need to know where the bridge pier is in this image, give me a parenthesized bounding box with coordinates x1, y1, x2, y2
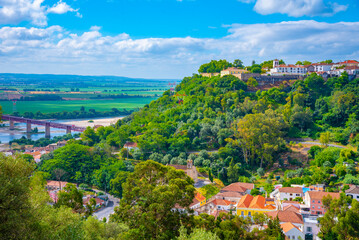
(45, 123, 51, 138)
(26, 120, 32, 133)
(66, 126, 72, 135)
(9, 119, 15, 130)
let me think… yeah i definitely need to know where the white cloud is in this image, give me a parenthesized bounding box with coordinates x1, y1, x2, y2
(47, 1, 78, 15)
(0, 0, 79, 26)
(0, 21, 359, 78)
(240, 0, 347, 17)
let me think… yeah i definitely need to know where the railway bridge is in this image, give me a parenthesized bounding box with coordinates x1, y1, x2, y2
(1, 115, 86, 138)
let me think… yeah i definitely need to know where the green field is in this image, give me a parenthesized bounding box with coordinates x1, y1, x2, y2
(0, 97, 157, 114)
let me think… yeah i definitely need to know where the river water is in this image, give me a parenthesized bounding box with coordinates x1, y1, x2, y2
(0, 117, 123, 144)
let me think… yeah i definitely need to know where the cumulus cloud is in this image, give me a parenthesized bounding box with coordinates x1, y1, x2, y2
(0, 21, 359, 78)
(240, 0, 347, 17)
(47, 0, 78, 15)
(0, 0, 79, 26)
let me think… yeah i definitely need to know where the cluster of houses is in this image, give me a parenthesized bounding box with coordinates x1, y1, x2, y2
(270, 59, 359, 78)
(46, 180, 108, 209)
(178, 182, 359, 240)
(1, 140, 69, 163)
(200, 59, 359, 83)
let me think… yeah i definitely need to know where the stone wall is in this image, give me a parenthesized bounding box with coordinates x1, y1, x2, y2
(239, 73, 303, 84)
(200, 72, 220, 77)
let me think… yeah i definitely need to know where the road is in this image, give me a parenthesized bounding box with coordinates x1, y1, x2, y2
(93, 193, 119, 221)
(294, 141, 345, 149)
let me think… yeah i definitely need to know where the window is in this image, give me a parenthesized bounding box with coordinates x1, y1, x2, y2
(312, 206, 314, 209)
(312, 200, 315, 203)
(318, 206, 321, 209)
(241, 211, 244, 216)
(248, 212, 251, 217)
(307, 227, 312, 232)
(318, 200, 321, 203)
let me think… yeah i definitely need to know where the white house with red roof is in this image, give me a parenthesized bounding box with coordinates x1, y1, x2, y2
(280, 222, 305, 240)
(312, 63, 333, 72)
(220, 182, 254, 195)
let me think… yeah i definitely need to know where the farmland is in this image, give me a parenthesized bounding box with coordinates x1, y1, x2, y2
(0, 98, 157, 114)
(0, 73, 177, 117)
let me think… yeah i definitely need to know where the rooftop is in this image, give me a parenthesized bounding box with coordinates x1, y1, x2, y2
(307, 191, 340, 200)
(281, 222, 300, 233)
(266, 210, 304, 224)
(221, 182, 254, 193)
(278, 187, 303, 194)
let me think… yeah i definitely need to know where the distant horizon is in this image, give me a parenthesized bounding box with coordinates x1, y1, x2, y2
(0, 0, 358, 78)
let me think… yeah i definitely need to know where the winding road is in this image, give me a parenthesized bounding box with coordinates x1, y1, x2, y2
(93, 193, 119, 221)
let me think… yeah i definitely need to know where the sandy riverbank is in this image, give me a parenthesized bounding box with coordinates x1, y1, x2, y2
(63, 117, 124, 128)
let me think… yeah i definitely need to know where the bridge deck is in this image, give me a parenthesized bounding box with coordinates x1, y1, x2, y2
(1, 115, 86, 132)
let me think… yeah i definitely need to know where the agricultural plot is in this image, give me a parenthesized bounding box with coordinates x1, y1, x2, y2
(0, 97, 157, 114)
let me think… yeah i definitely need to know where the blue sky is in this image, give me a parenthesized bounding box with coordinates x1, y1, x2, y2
(0, 0, 359, 78)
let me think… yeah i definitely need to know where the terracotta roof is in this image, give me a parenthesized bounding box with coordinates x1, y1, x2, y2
(266, 210, 303, 224)
(169, 165, 187, 171)
(339, 60, 359, 64)
(346, 185, 359, 194)
(237, 194, 275, 210)
(216, 191, 244, 198)
(195, 192, 206, 202)
(278, 187, 303, 194)
(249, 195, 266, 209)
(47, 180, 68, 187)
(283, 205, 300, 213)
(221, 182, 254, 193)
(277, 64, 305, 68)
(210, 209, 229, 218)
(237, 194, 253, 208)
(83, 197, 104, 205)
(281, 222, 300, 233)
(210, 199, 235, 206)
(307, 191, 340, 200)
(124, 142, 138, 148)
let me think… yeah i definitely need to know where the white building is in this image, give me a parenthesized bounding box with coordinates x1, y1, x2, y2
(271, 187, 303, 201)
(345, 185, 359, 200)
(281, 222, 305, 240)
(304, 216, 321, 240)
(270, 60, 307, 75)
(312, 63, 333, 72)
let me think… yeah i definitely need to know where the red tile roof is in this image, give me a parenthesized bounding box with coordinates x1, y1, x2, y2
(307, 191, 340, 201)
(281, 222, 300, 233)
(266, 210, 303, 224)
(346, 185, 359, 194)
(237, 194, 253, 208)
(195, 192, 206, 202)
(278, 187, 303, 194)
(283, 205, 300, 213)
(124, 142, 138, 148)
(210, 199, 235, 206)
(221, 182, 254, 193)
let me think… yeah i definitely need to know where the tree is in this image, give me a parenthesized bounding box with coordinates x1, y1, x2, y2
(233, 59, 244, 69)
(55, 183, 84, 213)
(81, 127, 99, 146)
(0, 153, 35, 239)
(318, 194, 359, 240)
(320, 132, 331, 147)
(231, 109, 287, 168)
(208, 169, 214, 183)
(257, 168, 264, 177)
(111, 160, 195, 239)
(247, 77, 258, 88)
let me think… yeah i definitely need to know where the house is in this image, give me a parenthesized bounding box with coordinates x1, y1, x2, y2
(312, 63, 333, 72)
(189, 192, 206, 209)
(333, 60, 359, 68)
(266, 210, 304, 231)
(281, 201, 301, 210)
(215, 191, 244, 202)
(304, 191, 340, 215)
(169, 160, 199, 183)
(345, 185, 359, 200)
(83, 196, 105, 208)
(220, 182, 254, 195)
(236, 194, 276, 218)
(304, 216, 320, 240)
(46, 180, 68, 191)
(270, 60, 307, 75)
(220, 67, 247, 76)
(273, 187, 303, 201)
(198, 198, 236, 214)
(123, 142, 139, 151)
(280, 222, 305, 240)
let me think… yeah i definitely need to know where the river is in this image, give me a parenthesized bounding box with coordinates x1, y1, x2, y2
(0, 116, 124, 144)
